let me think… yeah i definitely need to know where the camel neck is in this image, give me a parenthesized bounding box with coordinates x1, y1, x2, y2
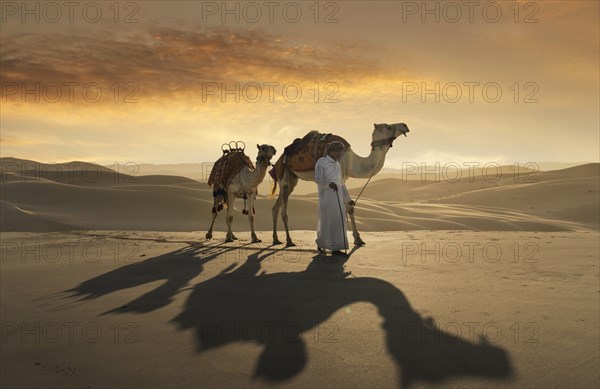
(246, 159, 268, 183)
(346, 145, 389, 178)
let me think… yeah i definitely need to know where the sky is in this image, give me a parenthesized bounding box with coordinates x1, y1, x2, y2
(1, 0, 599, 167)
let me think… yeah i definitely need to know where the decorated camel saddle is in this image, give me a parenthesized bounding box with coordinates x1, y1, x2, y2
(208, 141, 255, 193)
(270, 131, 350, 180)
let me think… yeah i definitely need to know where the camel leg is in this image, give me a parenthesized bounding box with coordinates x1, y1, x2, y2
(282, 176, 298, 247)
(221, 196, 237, 240)
(225, 193, 235, 243)
(206, 205, 218, 239)
(247, 194, 261, 243)
(272, 186, 283, 245)
(347, 202, 365, 246)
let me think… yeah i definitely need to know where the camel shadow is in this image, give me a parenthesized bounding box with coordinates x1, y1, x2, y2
(62, 242, 236, 312)
(65, 243, 513, 387)
(63, 242, 315, 314)
(171, 252, 514, 387)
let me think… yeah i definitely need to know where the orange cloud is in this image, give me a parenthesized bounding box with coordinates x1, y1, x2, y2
(1, 26, 391, 106)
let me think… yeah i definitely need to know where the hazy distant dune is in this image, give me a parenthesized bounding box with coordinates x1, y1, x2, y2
(541, 162, 600, 177)
(0, 158, 197, 187)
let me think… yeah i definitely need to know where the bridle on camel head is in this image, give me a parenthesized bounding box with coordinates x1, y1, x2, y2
(256, 154, 273, 166)
(370, 136, 397, 149)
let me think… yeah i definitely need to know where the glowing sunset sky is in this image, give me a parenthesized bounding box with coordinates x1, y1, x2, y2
(1, 0, 598, 167)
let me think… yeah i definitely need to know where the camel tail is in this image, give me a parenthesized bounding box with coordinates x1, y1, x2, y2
(222, 192, 229, 208)
(270, 178, 278, 198)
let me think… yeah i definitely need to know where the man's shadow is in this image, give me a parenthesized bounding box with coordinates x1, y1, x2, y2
(64, 244, 513, 387)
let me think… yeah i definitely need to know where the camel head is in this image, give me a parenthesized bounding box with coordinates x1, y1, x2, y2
(371, 123, 410, 148)
(256, 144, 277, 164)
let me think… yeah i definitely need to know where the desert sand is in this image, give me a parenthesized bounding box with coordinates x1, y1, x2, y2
(1, 158, 599, 388)
(1, 230, 598, 388)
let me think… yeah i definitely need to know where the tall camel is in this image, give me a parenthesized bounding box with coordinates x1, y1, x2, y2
(271, 123, 409, 247)
(206, 144, 277, 243)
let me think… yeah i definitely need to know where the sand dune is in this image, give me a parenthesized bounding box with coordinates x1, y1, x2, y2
(428, 177, 599, 225)
(0, 180, 583, 233)
(1, 158, 597, 233)
(347, 163, 599, 202)
(0, 200, 78, 232)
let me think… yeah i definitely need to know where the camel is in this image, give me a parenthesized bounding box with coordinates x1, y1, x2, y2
(270, 123, 409, 247)
(206, 144, 277, 243)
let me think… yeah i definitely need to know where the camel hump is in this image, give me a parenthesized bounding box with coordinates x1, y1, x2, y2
(208, 150, 255, 188)
(270, 131, 351, 177)
(283, 130, 319, 156)
(325, 134, 351, 149)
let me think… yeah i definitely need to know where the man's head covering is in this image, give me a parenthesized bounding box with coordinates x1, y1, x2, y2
(325, 141, 345, 156)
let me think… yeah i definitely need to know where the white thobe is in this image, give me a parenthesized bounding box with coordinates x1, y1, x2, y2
(315, 155, 351, 251)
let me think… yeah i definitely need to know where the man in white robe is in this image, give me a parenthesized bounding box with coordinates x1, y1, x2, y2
(315, 141, 355, 256)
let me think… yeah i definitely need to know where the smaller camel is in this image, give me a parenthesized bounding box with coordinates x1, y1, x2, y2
(206, 144, 277, 243)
